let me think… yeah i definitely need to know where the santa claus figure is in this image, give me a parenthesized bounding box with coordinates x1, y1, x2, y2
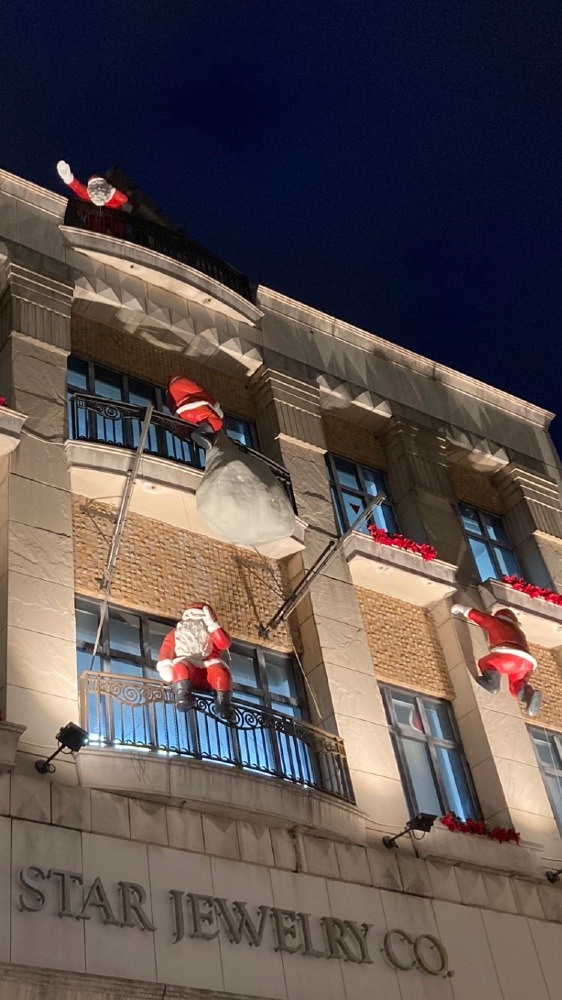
(451, 603, 541, 716)
(166, 375, 224, 450)
(56, 161, 128, 209)
(156, 603, 233, 719)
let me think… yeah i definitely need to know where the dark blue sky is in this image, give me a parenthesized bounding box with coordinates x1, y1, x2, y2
(2, 1, 561, 447)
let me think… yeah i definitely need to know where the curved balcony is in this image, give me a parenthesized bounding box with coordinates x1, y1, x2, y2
(480, 578, 562, 648)
(79, 671, 354, 806)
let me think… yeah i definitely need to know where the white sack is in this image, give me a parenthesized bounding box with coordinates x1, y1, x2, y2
(196, 432, 296, 546)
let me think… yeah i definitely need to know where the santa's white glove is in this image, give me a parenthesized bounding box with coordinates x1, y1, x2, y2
(57, 160, 74, 184)
(156, 659, 173, 683)
(202, 604, 219, 632)
(451, 604, 470, 618)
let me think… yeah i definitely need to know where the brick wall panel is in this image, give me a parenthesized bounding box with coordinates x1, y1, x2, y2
(449, 465, 504, 514)
(72, 495, 295, 652)
(356, 587, 454, 698)
(322, 414, 387, 470)
(71, 315, 256, 420)
(526, 644, 562, 731)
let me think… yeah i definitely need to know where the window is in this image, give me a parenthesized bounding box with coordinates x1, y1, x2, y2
(529, 727, 562, 833)
(326, 454, 397, 535)
(76, 597, 305, 715)
(458, 502, 521, 582)
(67, 356, 257, 461)
(381, 685, 479, 821)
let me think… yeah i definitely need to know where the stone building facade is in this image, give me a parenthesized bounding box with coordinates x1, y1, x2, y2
(1, 167, 562, 998)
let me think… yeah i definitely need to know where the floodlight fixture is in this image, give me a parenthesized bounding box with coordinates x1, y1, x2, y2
(382, 813, 438, 849)
(35, 722, 89, 775)
(546, 868, 562, 884)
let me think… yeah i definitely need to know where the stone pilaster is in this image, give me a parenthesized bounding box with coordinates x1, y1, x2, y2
(0, 260, 78, 754)
(493, 464, 562, 588)
(251, 369, 407, 829)
(379, 418, 464, 565)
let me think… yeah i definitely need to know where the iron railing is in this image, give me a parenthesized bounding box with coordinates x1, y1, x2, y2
(79, 672, 355, 803)
(64, 199, 254, 303)
(68, 392, 297, 512)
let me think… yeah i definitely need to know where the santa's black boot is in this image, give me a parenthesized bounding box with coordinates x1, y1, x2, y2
(476, 669, 501, 695)
(524, 686, 542, 718)
(215, 689, 235, 722)
(172, 679, 194, 713)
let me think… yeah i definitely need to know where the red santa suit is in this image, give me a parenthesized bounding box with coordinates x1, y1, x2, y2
(167, 376, 224, 435)
(156, 604, 232, 715)
(56, 161, 128, 209)
(452, 604, 541, 716)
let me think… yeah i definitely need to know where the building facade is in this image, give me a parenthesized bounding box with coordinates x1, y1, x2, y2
(1, 166, 562, 998)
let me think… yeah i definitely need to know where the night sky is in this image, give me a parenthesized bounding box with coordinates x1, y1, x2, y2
(2, 1, 561, 448)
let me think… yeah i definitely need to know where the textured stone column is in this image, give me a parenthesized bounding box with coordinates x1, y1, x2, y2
(493, 464, 562, 588)
(251, 365, 407, 829)
(0, 257, 78, 754)
(379, 417, 465, 565)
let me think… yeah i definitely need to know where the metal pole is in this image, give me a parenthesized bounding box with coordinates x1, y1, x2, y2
(258, 492, 386, 637)
(90, 405, 154, 666)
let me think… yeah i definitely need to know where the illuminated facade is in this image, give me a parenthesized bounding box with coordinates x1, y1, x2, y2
(1, 166, 562, 998)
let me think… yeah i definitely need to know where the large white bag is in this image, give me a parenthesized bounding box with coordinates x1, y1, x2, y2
(196, 432, 296, 546)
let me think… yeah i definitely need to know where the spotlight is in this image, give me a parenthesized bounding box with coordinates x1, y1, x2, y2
(383, 813, 438, 849)
(546, 869, 562, 884)
(35, 722, 89, 775)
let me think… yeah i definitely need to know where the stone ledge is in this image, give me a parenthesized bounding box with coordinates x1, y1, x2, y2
(0, 722, 27, 773)
(481, 578, 562, 649)
(0, 406, 27, 458)
(414, 821, 543, 878)
(345, 531, 458, 607)
(77, 748, 367, 845)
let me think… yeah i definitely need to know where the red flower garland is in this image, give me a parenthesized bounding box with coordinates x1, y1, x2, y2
(368, 526, 437, 562)
(441, 812, 520, 845)
(503, 575, 562, 608)
(0, 398, 5, 407)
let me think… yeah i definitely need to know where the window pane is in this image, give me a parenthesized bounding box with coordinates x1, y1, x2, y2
(265, 658, 297, 699)
(148, 620, 171, 663)
(481, 512, 510, 546)
(459, 504, 482, 535)
(544, 773, 562, 830)
(493, 545, 520, 577)
(109, 658, 144, 679)
(341, 490, 368, 532)
(76, 602, 99, 647)
(334, 458, 361, 491)
(67, 356, 88, 391)
(77, 649, 100, 676)
(271, 699, 301, 719)
(330, 486, 345, 534)
(372, 502, 398, 534)
(94, 367, 124, 401)
(108, 609, 141, 657)
(362, 468, 385, 497)
(435, 746, 475, 820)
(467, 537, 496, 582)
(390, 691, 419, 729)
(401, 738, 441, 815)
(229, 650, 259, 690)
(424, 702, 455, 742)
(224, 415, 255, 448)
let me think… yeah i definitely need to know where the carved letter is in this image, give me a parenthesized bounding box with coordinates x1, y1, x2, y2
(77, 876, 119, 925)
(48, 869, 83, 918)
(170, 890, 185, 944)
(214, 898, 270, 946)
(187, 893, 219, 940)
(344, 921, 373, 964)
(321, 917, 362, 963)
(118, 881, 156, 931)
(297, 912, 328, 958)
(270, 908, 303, 954)
(18, 866, 47, 912)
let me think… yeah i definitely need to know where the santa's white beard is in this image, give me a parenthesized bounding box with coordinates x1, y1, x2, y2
(174, 619, 213, 659)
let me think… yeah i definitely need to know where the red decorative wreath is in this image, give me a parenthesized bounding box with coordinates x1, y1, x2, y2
(368, 526, 437, 562)
(441, 812, 520, 845)
(503, 576, 562, 608)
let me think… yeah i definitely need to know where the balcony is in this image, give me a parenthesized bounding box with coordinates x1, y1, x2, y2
(79, 671, 354, 805)
(345, 531, 458, 607)
(480, 579, 562, 649)
(64, 199, 254, 304)
(66, 392, 305, 558)
(0, 405, 26, 458)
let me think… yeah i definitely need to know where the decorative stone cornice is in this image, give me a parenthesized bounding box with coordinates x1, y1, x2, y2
(441, 423, 510, 471)
(251, 367, 325, 450)
(316, 372, 392, 428)
(0, 167, 66, 216)
(493, 464, 562, 542)
(7, 262, 73, 350)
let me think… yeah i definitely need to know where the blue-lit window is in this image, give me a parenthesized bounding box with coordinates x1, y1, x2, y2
(67, 356, 257, 461)
(458, 503, 520, 582)
(529, 728, 562, 834)
(326, 454, 397, 535)
(381, 685, 479, 821)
